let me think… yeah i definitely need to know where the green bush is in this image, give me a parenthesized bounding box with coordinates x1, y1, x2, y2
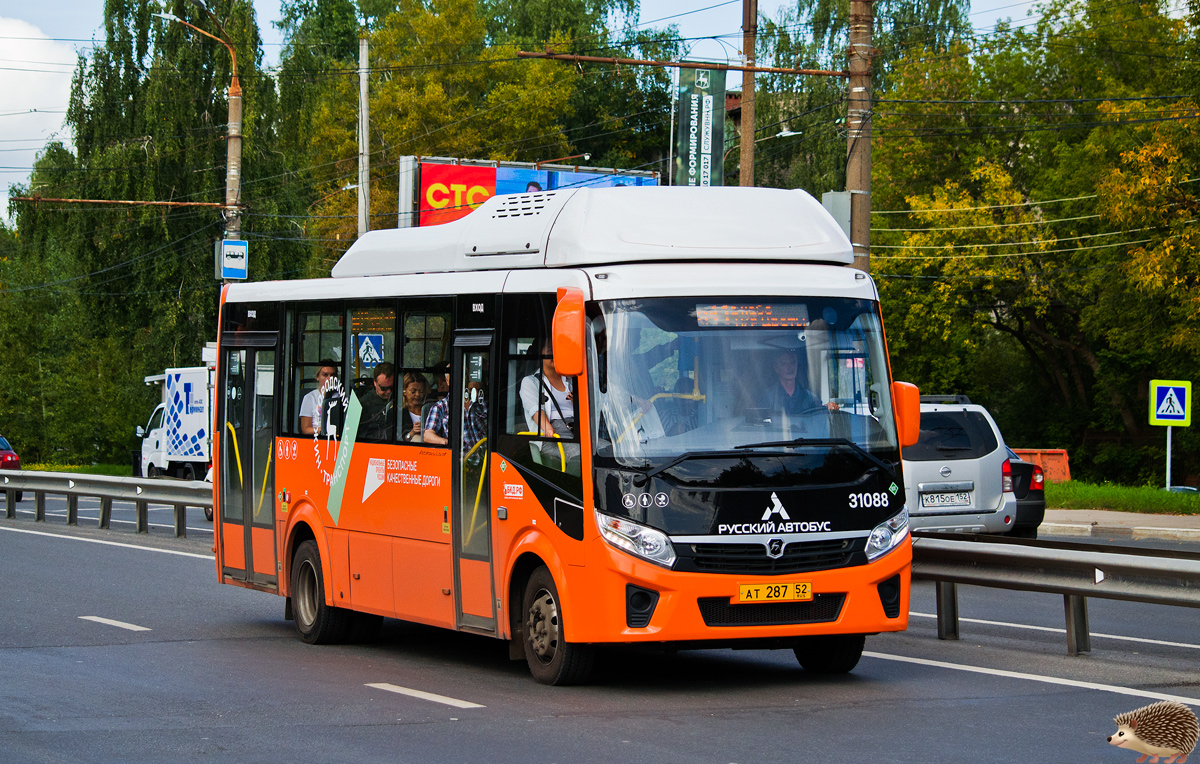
(1046, 481, 1200, 515)
(23, 463, 132, 477)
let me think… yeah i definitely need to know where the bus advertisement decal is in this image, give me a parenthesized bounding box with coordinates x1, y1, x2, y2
(326, 394, 363, 525)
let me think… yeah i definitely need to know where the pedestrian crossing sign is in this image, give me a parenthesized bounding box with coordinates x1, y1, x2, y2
(1149, 380, 1191, 426)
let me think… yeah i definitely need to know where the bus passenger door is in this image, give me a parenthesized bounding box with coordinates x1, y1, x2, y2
(452, 335, 496, 633)
(219, 346, 279, 590)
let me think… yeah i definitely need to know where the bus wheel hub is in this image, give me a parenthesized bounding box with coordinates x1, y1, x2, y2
(526, 590, 559, 662)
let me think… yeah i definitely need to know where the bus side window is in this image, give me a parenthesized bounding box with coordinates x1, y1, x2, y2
(498, 294, 583, 491)
(291, 307, 345, 436)
(350, 305, 397, 442)
(401, 302, 451, 444)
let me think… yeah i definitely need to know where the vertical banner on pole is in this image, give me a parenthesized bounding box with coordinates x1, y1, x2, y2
(1149, 379, 1191, 489)
(673, 66, 725, 187)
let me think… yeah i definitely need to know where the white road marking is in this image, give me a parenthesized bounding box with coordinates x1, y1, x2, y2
(365, 683, 485, 709)
(910, 611, 1200, 650)
(79, 615, 152, 632)
(0, 525, 214, 560)
(864, 652, 1200, 706)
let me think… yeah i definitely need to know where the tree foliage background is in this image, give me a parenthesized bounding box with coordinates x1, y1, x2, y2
(3, 0, 1199, 485)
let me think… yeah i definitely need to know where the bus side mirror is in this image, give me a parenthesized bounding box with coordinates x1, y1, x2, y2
(892, 381, 920, 447)
(552, 287, 586, 377)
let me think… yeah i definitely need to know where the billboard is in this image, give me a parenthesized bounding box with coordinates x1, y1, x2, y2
(673, 66, 726, 187)
(416, 160, 658, 226)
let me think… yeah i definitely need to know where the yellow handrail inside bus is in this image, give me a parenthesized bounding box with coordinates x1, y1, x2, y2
(255, 445, 273, 522)
(463, 437, 488, 549)
(517, 431, 567, 471)
(614, 355, 705, 445)
(612, 391, 706, 445)
(224, 422, 244, 487)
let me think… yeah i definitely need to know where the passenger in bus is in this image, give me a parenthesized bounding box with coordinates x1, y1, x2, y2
(299, 360, 338, 435)
(357, 362, 396, 441)
(520, 342, 580, 466)
(401, 372, 429, 442)
(762, 349, 838, 415)
(421, 377, 487, 448)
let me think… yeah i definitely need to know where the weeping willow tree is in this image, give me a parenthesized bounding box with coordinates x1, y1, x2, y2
(3, 0, 309, 463)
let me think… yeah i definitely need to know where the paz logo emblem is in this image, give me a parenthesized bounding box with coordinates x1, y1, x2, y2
(766, 538, 785, 559)
(761, 492, 791, 521)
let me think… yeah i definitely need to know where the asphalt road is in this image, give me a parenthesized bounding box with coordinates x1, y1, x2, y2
(2, 516, 1198, 763)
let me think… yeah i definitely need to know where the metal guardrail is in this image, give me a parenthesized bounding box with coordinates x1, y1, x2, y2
(911, 533, 1200, 655)
(0, 469, 212, 538)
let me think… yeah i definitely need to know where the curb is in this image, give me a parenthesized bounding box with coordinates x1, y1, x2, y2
(1041, 522, 1200, 542)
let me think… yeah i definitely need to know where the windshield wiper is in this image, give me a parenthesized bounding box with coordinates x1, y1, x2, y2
(734, 437, 897, 480)
(936, 445, 972, 451)
(643, 448, 792, 480)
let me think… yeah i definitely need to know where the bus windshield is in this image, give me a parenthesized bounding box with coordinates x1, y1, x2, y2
(590, 297, 899, 470)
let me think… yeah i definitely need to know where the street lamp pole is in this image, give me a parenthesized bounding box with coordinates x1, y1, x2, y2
(153, 10, 242, 244)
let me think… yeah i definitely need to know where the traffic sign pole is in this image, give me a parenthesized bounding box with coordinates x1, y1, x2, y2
(1149, 379, 1190, 490)
(1167, 426, 1173, 489)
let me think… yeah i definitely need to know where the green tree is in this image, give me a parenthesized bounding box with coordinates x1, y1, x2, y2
(3, 0, 310, 463)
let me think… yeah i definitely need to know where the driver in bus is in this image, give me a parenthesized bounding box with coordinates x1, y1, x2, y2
(762, 349, 838, 415)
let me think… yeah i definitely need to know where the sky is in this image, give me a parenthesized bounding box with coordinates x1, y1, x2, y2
(0, 0, 1043, 221)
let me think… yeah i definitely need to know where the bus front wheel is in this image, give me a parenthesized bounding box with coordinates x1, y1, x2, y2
(521, 566, 594, 686)
(291, 540, 350, 645)
(793, 633, 865, 674)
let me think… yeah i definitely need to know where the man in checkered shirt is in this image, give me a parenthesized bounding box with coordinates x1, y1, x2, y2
(422, 380, 487, 449)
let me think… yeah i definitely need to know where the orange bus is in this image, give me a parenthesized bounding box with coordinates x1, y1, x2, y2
(213, 187, 921, 685)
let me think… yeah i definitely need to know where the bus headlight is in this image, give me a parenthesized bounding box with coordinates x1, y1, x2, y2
(595, 511, 677, 568)
(865, 506, 909, 561)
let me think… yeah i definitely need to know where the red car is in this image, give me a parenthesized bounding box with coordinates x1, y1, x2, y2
(0, 435, 20, 501)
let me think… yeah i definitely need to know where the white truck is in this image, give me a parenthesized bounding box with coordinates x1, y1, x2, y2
(138, 364, 215, 481)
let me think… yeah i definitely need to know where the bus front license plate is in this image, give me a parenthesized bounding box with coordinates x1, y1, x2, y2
(738, 582, 812, 603)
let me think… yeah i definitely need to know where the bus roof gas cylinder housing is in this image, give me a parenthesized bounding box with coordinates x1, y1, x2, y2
(331, 187, 853, 278)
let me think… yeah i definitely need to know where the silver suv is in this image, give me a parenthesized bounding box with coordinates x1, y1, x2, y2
(903, 396, 1018, 534)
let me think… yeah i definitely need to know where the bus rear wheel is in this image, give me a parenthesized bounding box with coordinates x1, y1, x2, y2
(291, 540, 350, 645)
(793, 633, 865, 674)
(522, 566, 594, 685)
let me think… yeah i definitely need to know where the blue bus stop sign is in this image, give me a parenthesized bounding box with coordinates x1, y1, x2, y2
(219, 239, 248, 280)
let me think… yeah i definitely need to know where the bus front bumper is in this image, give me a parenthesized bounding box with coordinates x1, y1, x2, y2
(563, 537, 912, 645)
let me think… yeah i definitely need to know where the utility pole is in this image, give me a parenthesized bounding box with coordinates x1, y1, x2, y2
(846, 0, 873, 272)
(226, 72, 242, 243)
(358, 37, 370, 237)
(151, 9, 243, 275)
(739, 0, 758, 187)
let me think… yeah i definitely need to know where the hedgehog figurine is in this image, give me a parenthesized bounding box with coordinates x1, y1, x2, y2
(1108, 701, 1199, 763)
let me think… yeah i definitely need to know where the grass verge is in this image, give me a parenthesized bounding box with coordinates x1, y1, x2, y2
(23, 463, 132, 477)
(1046, 480, 1200, 515)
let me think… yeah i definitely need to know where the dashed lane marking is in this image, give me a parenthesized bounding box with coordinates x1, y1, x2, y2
(0, 525, 214, 560)
(864, 652, 1200, 706)
(79, 615, 152, 632)
(365, 683, 485, 709)
(910, 611, 1200, 650)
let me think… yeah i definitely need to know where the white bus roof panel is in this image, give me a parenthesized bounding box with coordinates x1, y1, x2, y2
(330, 187, 852, 278)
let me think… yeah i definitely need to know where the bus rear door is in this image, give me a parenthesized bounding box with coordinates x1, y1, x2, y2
(218, 341, 279, 590)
